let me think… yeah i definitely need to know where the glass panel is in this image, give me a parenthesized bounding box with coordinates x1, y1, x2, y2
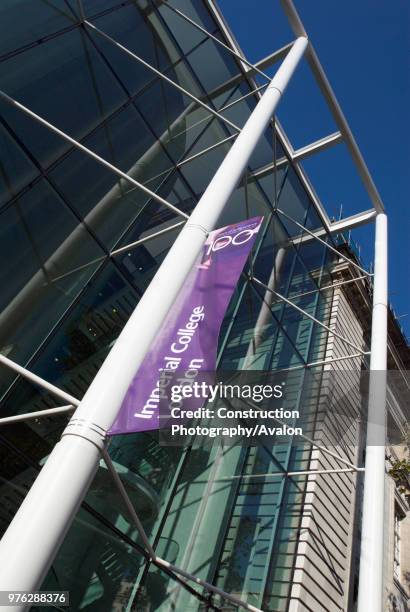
(0, 392, 70, 448)
(272, 302, 313, 366)
(0, 261, 138, 406)
(306, 296, 332, 364)
(48, 108, 183, 249)
(276, 166, 310, 237)
(304, 201, 327, 232)
(135, 69, 212, 164)
(0, 179, 105, 386)
(294, 238, 329, 291)
(172, 85, 238, 164)
(216, 182, 268, 229)
(40, 504, 147, 611)
(250, 214, 293, 288)
(254, 168, 288, 212)
(285, 249, 321, 298)
(0, 0, 76, 57)
(208, 81, 243, 112)
(0, 28, 127, 167)
(32, 262, 138, 396)
(219, 283, 275, 371)
(107, 432, 185, 540)
(186, 32, 240, 91)
(88, 3, 172, 94)
(215, 439, 311, 607)
(136, 441, 245, 611)
(114, 180, 194, 291)
(216, 83, 257, 131)
(157, 0, 217, 54)
(136, 562, 205, 611)
(0, 123, 39, 207)
(73, 0, 124, 18)
(179, 139, 226, 198)
(0, 432, 52, 537)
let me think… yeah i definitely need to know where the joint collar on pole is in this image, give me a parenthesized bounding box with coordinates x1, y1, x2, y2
(63, 418, 107, 450)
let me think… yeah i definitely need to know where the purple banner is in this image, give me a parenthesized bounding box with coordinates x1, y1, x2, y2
(109, 216, 263, 435)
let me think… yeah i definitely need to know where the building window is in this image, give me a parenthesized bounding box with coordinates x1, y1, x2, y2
(394, 505, 402, 581)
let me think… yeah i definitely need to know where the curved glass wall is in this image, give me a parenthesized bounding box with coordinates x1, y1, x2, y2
(0, 1, 339, 611)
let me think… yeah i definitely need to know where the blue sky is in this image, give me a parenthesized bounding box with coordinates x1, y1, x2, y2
(218, 0, 410, 338)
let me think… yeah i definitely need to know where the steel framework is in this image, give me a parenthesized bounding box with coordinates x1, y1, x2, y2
(0, 1, 388, 611)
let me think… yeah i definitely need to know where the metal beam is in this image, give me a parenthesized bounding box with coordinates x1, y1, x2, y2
(328, 209, 377, 232)
(0, 91, 189, 221)
(276, 207, 372, 276)
(221, 467, 364, 480)
(84, 21, 241, 133)
(0, 354, 80, 407)
(0, 405, 75, 425)
(292, 131, 343, 161)
(163, 2, 272, 82)
(246, 131, 343, 183)
(289, 274, 368, 300)
(285, 209, 377, 248)
(251, 276, 369, 355)
(243, 396, 362, 471)
(280, 0, 385, 214)
(274, 351, 367, 374)
(110, 220, 186, 256)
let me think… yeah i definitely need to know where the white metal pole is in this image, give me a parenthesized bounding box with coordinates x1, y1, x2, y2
(0, 405, 74, 425)
(0, 354, 80, 407)
(357, 213, 388, 612)
(220, 467, 364, 480)
(0, 37, 308, 601)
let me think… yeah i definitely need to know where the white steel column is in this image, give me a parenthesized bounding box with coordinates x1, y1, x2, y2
(0, 37, 308, 600)
(357, 213, 388, 612)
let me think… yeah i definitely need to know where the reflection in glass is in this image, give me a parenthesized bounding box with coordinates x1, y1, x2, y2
(0, 179, 105, 382)
(0, 28, 127, 167)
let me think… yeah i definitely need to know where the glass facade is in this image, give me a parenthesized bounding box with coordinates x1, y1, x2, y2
(0, 2, 346, 611)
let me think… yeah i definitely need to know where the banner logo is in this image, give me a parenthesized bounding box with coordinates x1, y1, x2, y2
(109, 216, 263, 435)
